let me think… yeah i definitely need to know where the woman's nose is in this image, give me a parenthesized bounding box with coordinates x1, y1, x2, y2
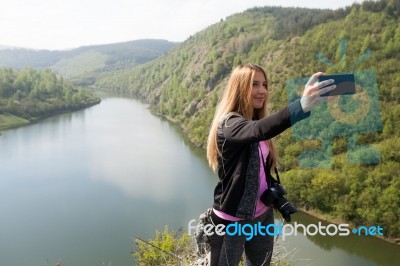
(257, 86, 267, 93)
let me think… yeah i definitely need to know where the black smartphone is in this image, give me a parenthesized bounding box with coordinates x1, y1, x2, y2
(318, 73, 356, 97)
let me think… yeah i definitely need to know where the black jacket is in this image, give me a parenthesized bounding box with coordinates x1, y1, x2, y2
(213, 99, 310, 219)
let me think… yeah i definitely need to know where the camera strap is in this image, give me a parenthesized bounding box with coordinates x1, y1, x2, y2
(274, 167, 281, 184)
(258, 143, 281, 187)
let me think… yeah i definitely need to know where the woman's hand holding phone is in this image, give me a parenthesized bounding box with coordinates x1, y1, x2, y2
(300, 72, 336, 113)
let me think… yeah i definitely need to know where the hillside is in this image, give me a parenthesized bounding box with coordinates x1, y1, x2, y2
(0, 68, 100, 130)
(0, 39, 178, 86)
(95, 0, 400, 239)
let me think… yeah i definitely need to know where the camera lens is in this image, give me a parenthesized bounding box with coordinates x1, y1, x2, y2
(261, 184, 297, 223)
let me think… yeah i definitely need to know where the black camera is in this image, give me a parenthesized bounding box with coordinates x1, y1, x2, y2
(261, 182, 297, 222)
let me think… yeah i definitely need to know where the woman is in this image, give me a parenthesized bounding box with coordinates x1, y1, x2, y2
(206, 64, 335, 265)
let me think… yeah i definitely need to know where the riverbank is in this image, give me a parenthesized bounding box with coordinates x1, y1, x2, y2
(0, 100, 101, 133)
(298, 207, 400, 246)
(0, 114, 30, 131)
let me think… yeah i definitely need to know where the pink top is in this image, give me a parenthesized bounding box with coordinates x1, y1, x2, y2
(213, 141, 269, 221)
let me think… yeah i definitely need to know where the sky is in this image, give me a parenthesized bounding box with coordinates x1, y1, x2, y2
(0, 0, 361, 50)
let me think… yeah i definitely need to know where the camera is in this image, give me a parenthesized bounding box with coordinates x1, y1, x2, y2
(261, 182, 297, 222)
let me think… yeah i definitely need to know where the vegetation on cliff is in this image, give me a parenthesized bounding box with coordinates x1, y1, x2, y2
(0, 68, 100, 130)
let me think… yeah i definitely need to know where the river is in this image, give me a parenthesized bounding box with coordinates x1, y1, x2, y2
(0, 97, 398, 266)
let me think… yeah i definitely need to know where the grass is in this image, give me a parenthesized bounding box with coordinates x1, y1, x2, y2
(0, 113, 30, 131)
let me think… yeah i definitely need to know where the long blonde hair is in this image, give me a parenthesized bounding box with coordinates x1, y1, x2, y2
(206, 64, 278, 172)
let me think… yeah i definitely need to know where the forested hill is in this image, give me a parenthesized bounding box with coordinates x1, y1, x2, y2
(0, 68, 100, 130)
(0, 39, 178, 86)
(95, 0, 400, 240)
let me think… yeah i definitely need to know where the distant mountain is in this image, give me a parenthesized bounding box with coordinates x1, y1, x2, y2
(0, 45, 20, 50)
(0, 39, 178, 85)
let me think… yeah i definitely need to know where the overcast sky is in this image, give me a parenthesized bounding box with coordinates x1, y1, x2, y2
(0, 0, 361, 50)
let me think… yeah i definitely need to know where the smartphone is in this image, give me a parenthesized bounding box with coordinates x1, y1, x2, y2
(318, 73, 356, 97)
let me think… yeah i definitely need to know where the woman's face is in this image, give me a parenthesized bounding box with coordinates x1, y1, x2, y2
(251, 70, 267, 109)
